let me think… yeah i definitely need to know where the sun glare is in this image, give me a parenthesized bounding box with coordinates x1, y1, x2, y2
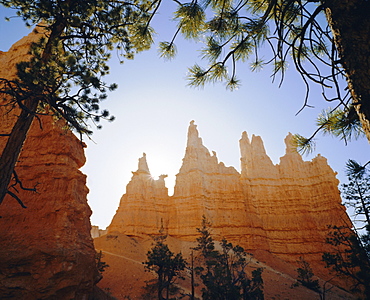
(150, 175, 159, 180)
(145, 153, 178, 196)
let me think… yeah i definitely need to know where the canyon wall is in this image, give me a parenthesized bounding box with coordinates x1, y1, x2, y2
(0, 29, 97, 299)
(108, 120, 351, 278)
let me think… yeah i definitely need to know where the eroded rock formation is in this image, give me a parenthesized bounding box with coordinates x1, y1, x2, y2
(0, 29, 96, 299)
(108, 120, 351, 279)
(109, 153, 170, 236)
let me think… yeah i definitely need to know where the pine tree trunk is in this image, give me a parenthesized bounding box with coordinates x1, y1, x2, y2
(323, 0, 370, 142)
(0, 18, 66, 205)
(191, 251, 195, 300)
(0, 98, 39, 204)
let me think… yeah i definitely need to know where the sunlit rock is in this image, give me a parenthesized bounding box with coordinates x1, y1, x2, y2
(108, 153, 170, 236)
(0, 29, 96, 299)
(108, 120, 351, 281)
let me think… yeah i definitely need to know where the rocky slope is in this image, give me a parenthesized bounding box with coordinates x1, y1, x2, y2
(95, 233, 355, 300)
(0, 29, 97, 299)
(107, 120, 353, 292)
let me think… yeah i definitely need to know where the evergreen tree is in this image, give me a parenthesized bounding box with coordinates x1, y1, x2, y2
(323, 225, 370, 299)
(295, 257, 320, 293)
(157, 0, 370, 147)
(194, 216, 264, 300)
(143, 232, 187, 300)
(323, 160, 370, 299)
(0, 0, 156, 204)
(292, 106, 364, 155)
(292, 257, 330, 300)
(2, 0, 370, 204)
(342, 160, 370, 227)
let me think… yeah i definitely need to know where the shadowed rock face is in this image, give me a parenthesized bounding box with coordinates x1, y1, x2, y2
(0, 29, 96, 299)
(108, 120, 351, 279)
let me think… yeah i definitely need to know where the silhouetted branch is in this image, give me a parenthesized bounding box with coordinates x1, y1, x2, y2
(6, 190, 27, 208)
(10, 171, 38, 193)
(4, 170, 39, 208)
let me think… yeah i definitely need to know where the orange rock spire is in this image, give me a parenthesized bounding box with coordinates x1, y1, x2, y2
(108, 120, 351, 279)
(108, 153, 169, 236)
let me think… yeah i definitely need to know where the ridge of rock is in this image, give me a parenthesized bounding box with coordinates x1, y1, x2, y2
(0, 28, 96, 299)
(107, 120, 352, 283)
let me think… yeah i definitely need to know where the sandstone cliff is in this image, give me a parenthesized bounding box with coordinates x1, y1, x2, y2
(108, 120, 352, 281)
(0, 29, 97, 299)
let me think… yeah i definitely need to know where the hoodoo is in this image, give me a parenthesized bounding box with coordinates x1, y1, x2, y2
(108, 152, 170, 236)
(107, 120, 351, 280)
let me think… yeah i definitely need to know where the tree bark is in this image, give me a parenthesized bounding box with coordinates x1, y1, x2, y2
(0, 98, 39, 204)
(323, 0, 370, 142)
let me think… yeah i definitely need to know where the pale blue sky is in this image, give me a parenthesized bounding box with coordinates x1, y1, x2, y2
(1, 5, 368, 229)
